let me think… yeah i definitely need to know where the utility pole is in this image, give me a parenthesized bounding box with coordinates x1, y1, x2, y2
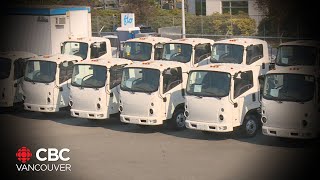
(182, 0, 186, 38)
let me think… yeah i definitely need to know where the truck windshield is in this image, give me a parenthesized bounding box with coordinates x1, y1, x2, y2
(263, 73, 315, 102)
(162, 43, 192, 63)
(122, 42, 152, 61)
(276, 45, 317, 66)
(0, 58, 11, 79)
(62, 41, 89, 60)
(211, 43, 244, 64)
(71, 64, 107, 89)
(24, 60, 57, 83)
(186, 71, 231, 97)
(121, 68, 160, 93)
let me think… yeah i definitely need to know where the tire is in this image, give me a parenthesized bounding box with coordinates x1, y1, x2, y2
(239, 115, 259, 138)
(168, 108, 186, 130)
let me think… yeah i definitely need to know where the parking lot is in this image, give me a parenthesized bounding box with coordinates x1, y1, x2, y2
(1, 108, 319, 180)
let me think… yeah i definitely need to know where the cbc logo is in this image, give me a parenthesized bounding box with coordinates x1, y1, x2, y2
(36, 148, 70, 162)
(16, 147, 70, 163)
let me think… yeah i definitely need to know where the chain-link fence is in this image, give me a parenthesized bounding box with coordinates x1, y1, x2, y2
(92, 15, 304, 47)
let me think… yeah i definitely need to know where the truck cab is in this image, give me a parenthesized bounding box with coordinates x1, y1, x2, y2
(275, 40, 320, 68)
(0, 51, 38, 107)
(261, 66, 319, 139)
(69, 58, 131, 120)
(118, 36, 171, 61)
(61, 37, 112, 61)
(210, 38, 270, 75)
(22, 54, 82, 112)
(185, 64, 262, 137)
(119, 61, 189, 129)
(161, 38, 215, 67)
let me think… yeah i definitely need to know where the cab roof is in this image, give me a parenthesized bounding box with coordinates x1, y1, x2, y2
(30, 54, 82, 63)
(267, 66, 318, 76)
(191, 63, 259, 75)
(167, 38, 215, 46)
(76, 58, 131, 68)
(0, 51, 38, 61)
(125, 36, 171, 45)
(279, 40, 320, 47)
(125, 60, 188, 71)
(65, 36, 110, 44)
(215, 38, 267, 47)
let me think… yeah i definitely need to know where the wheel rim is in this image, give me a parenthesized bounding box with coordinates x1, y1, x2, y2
(176, 112, 186, 128)
(245, 119, 257, 135)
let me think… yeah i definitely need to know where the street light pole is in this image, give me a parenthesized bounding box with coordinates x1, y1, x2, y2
(182, 0, 186, 38)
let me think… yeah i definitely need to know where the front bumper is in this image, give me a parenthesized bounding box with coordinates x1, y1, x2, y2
(185, 120, 233, 132)
(262, 126, 318, 139)
(71, 109, 109, 119)
(24, 103, 58, 112)
(120, 114, 164, 125)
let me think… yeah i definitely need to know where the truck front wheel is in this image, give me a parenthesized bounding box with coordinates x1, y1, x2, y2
(168, 108, 186, 130)
(240, 115, 259, 138)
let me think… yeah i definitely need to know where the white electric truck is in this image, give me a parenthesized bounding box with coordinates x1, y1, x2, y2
(61, 36, 113, 61)
(69, 58, 131, 120)
(0, 51, 38, 108)
(185, 64, 262, 137)
(210, 38, 270, 75)
(119, 36, 171, 61)
(261, 66, 319, 139)
(161, 38, 215, 67)
(119, 61, 189, 129)
(22, 54, 82, 112)
(275, 40, 320, 68)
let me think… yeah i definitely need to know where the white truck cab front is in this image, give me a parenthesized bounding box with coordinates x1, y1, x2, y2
(22, 54, 82, 112)
(275, 40, 320, 68)
(161, 38, 215, 67)
(210, 38, 270, 75)
(119, 61, 189, 129)
(69, 58, 131, 120)
(61, 37, 112, 61)
(261, 66, 319, 139)
(119, 36, 172, 61)
(0, 51, 38, 107)
(185, 64, 262, 137)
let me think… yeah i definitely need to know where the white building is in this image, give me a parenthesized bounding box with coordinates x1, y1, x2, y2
(187, 0, 265, 27)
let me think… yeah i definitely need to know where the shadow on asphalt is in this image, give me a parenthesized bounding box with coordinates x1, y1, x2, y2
(2, 108, 319, 148)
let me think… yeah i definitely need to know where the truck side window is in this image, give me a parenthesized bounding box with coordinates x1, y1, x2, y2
(234, 71, 253, 98)
(91, 42, 107, 59)
(194, 43, 211, 64)
(14, 58, 25, 80)
(110, 65, 125, 89)
(59, 61, 75, 84)
(246, 44, 263, 65)
(163, 67, 182, 93)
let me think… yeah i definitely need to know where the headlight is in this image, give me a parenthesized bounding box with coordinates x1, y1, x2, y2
(219, 114, 224, 121)
(149, 109, 154, 115)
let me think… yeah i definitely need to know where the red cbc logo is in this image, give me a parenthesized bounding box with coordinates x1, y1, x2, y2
(16, 147, 32, 163)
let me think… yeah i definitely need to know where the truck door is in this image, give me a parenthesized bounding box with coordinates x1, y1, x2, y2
(58, 61, 76, 108)
(13, 58, 26, 103)
(163, 67, 183, 119)
(233, 71, 255, 125)
(109, 65, 125, 115)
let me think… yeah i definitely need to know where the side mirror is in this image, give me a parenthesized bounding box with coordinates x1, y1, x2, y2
(181, 88, 185, 97)
(269, 63, 275, 70)
(234, 102, 238, 108)
(60, 43, 64, 53)
(262, 63, 265, 69)
(59, 87, 63, 91)
(14, 83, 18, 88)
